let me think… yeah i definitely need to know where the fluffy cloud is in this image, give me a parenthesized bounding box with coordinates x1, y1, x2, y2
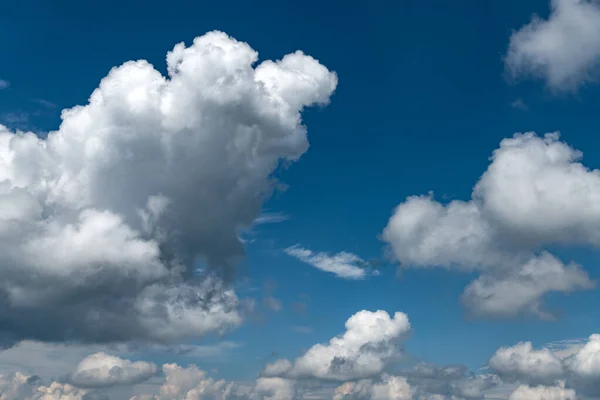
(0, 373, 89, 400)
(70, 353, 156, 388)
(382, 133, 596, 319)
(333, 375, 414, 400)
(505, 0, 600, 91)
(508, 382, 576, 400)
(284, 245, 371, 280)
(0, 31, 337, 344)
(490, 334, 600, 396)
(263, 310, 410, 381)
(489, 342, 564, 385)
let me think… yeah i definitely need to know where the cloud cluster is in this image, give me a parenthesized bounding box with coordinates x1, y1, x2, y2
(263, 310, 411, 381)
(490, 334, 600, 396)
(382, 132, 597, 319)
(284, 245, 372, 280)
(505, 0, 600, 91)
(0, 30, 337, 344)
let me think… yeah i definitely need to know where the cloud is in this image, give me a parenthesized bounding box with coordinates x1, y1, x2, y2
(400, 363, 500, 399)
(382, 132, 596, 319)
(263, 281, 283, 313)
(490, 334, 600, 396)
(251, 377, 296, 400)
(333, 375, 414, 400)
(70, 353, 157, 388)
(489, 342, 564, 385)
(253, 212, 290, 225)
(0, 80, 9, 89)
(0, 30, 337, 344)
(505, 0, 600, 91)
(510, 98, 528, 111)
(508, 381, 576, 400)
(284, 245, 371, 280)
(263, 310, 411, 381)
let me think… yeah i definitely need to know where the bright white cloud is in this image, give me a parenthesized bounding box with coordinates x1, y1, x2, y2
(0, 30, 337, 344)
(70, 352, 157, 388)
(508, 381, 576, 400)
(264, 310, 410, 381)
(382, 133, 596, 319)
(489, 342, 565, 384)
(284, 245, 369, 280)
(505, 0, 600, 91)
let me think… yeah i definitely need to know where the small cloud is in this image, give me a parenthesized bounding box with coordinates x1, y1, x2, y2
(510, 98, 529, 111)
(254, 212, 290, 225)
(284, 245, 370, 280)
(292, 301, 308, 315)
(31, 99, 57, 109)
(291, 326, 313, 334)
(263, 280, 283, 312)
(0, 80, 9, 89)
(263, 296, 282, 312)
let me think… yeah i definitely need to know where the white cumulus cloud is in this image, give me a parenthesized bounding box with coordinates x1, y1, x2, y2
(0, 30, 337, 344)
(508, 381, 576, 400)
(263, 310, 410, 381)
(70, 353, 157, 388)
(505, 0, 600, 91)
(382, 133, 596, 319)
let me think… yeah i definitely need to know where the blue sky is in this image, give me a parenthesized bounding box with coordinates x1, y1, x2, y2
(2, 0, 600, 399)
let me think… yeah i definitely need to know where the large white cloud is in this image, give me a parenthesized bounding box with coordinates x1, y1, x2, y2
(263, 310, 410, 381)
(70, 353, 156, 388)
(0, 30, 337, 344)
(382, 133, 596, 319)
(505, 0, 600, 91)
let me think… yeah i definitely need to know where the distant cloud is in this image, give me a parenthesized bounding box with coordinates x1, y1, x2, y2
(30, 98, 57, 108)
(284, 245, 371, 280)
(291, 326, 313, 334)
(0, 79, 9, 89)
(510, 98, 529, 110)
(254, 212, 290, 225)
(263, 280, 283, 312)
(71, 353, 157, 388)
(505, 0, 600, 91)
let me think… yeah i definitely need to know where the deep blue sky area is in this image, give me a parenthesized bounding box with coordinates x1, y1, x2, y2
(2, 0, 600, 385)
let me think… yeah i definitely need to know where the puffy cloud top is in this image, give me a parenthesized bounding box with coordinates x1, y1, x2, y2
(263, 310, 410, 381)
(70, 353, 157, 388)
(0, 30, 337, 344)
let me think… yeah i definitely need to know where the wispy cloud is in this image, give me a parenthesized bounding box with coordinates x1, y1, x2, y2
(30, 98, 57, 109)
(284, 245, 371, 280)
(254, 212, 290, 225)
(292, 326, 313, 334)
(510, 97, 528, 111)
(0, 79, 9, 89)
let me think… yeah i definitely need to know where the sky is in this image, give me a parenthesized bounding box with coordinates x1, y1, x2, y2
(2, 0, 600, 399)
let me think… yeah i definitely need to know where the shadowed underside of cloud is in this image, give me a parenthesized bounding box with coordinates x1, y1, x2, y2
(383, 132, 597, 319)
(0, 30, 337, 345)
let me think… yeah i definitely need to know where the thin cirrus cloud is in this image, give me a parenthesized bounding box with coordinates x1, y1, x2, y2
(505, 0, 600, 92)
(0, 30, 337, 345)
(382, 132, 597, 320)
(0, 79, 9, 89)
(284, 245, 372, 280)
